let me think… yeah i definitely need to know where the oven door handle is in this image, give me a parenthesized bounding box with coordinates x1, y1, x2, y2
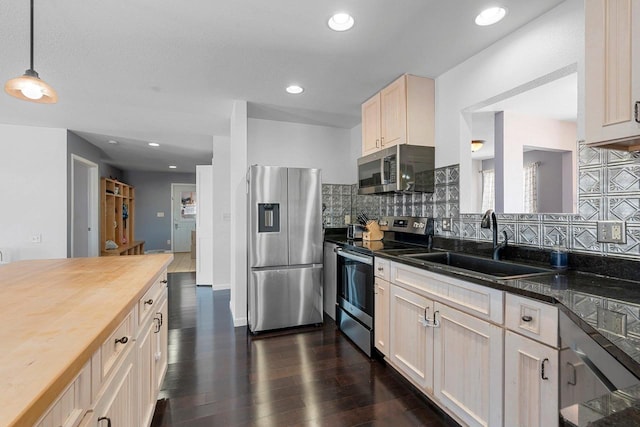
(336, 248, 373, 265)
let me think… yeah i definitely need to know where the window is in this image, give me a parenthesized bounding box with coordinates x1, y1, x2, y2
(523, 162, 539, 213)
(481, 169, 495, 212)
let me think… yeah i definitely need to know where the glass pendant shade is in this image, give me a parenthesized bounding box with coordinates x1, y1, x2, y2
(5, 69, 58, 103)
(5, 0, 58, 104)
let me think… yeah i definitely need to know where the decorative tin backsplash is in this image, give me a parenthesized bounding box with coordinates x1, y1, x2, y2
(324, 144, 640, 260)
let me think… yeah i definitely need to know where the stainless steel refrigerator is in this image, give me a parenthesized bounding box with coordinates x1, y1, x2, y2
(247, 165, 323, 333)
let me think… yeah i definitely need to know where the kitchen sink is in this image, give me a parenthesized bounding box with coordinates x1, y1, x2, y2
(401, 251, 555, 280)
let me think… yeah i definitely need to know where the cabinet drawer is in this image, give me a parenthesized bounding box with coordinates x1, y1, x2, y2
(391, 262, 504, 324)
(374, 258, 390, 281)
(101, 310, 135, 380)
(138, 272, 167, 326)
(35, 361, 91, 427)
(506, 293, 558, 347)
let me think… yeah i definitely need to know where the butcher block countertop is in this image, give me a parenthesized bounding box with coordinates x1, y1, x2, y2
(0, 254, 173, 427)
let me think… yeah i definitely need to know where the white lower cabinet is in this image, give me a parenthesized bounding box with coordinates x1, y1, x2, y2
(389, 284, 434, 393)
(433, 302, 504, 427)
(504, 331, 558, 427)
(84, 346, 137, 427)
(39, 269, 169, 427)
(374, 278, 390, 357)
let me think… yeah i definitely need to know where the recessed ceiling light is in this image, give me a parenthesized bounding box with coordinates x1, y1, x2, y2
(475, 7, 507, 26)
(286, 85, 304, 95)
(169, 165, 177, 169)
(107, 139, 118, 144)
(328, 12, 354, 31)
(148, 142, 160, 147)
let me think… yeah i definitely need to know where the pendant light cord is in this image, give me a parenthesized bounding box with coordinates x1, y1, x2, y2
(29, 0, 34, 71)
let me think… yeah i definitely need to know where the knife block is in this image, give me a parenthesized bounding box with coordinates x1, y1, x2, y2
(363, 220, 384, 241)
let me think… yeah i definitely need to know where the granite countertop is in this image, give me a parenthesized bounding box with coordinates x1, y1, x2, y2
(326, 232, 640, 425)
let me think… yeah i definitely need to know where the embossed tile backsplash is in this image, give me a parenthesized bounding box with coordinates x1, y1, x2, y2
(326, 144, 640, 260)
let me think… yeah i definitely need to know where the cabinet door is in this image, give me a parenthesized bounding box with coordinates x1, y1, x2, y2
(93, 348, 137, 427)
(389, 284, 434, 393)
(585, 0, 640, 146)
(504, 331, 558, 427)
(155, 296, 169, 391)
(433, 302, 503, 427)
(374, 278, 390, 356)
(138, 321, 156, 427)
(380, 76, 407, 148)
(362, 93, 382, 155)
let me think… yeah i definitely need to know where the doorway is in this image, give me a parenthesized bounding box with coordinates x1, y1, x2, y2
(71, 154, 99, 257)
(171, 183, 197, 253)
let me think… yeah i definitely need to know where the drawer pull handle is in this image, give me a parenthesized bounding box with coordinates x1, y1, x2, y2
(567, 362, 577, 385)
(154, 317, 161, 333)
(144, 299, 154, 306)
(115, 336, 128, 345)
(161, 279, 168, 284)
(541, 358, 549, 380)
(521, 315, 533, 322)
(635, 101, 639, 123)
(98, 417, 112, 427)
(157, 312, 163, 326)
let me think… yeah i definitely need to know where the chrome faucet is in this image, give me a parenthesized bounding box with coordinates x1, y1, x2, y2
(481, 209, 507, 260)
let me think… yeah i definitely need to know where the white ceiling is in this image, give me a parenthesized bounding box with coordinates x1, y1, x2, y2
(0, 0, 565, 172)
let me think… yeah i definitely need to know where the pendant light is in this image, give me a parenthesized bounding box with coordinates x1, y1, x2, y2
(5, 0, 58, 103)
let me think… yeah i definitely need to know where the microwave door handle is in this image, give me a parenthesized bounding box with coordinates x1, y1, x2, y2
(337, 250, 373, 265)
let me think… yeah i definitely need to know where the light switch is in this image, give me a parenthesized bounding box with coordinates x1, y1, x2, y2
(157, 212, 165, 218)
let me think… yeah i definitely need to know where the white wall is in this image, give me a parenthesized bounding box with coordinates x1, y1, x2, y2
(212, 136, 231, 290)
(247, 118, 355, 184)
(435, 0, 584, 212)
(0, 124, 68, 261)
(196, 165, 213, 286)
(229, 101, 248, 326)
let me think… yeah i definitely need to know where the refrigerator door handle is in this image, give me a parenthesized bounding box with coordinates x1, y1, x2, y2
(337, 250, 373, 265)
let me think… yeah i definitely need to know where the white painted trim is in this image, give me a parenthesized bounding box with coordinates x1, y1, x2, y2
(230, 300, 248, 327)
(170, 182, 196, 252)
(70, 154, 99, 257)
(212, 283, 231, 291)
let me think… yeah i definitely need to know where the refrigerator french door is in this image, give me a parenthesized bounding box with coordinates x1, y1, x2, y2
(247, 165, 323, 333)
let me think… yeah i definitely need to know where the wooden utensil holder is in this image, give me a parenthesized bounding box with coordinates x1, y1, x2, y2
(363, 220, 384, 241)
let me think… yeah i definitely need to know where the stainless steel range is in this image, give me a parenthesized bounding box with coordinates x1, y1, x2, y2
(336, 216, 434, 356)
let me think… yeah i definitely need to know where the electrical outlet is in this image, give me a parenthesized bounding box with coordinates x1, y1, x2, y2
(597, 221, 626, 244)
(166, 239, 171, 245)
(442, 218, 452, 232)
(597, 307, 627, 337)
(31, 234, 42, 243)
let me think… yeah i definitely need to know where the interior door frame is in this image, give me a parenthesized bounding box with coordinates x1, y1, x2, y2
(170, 182, 197, 252)
(70, 154, 99, 257)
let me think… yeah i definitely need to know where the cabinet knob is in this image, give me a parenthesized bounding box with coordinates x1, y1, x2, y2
(98, 417, 112, 427)
(115, 336, 128, 345)
(521, 315, 533, 322)
(145, 299, 154, 306)
(377, 267, 384, 271)
(161, 279, 168, 284)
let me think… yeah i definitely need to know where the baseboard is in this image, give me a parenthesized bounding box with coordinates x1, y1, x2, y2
(229, 300, 248, 327)
(212, 283, 231, 291)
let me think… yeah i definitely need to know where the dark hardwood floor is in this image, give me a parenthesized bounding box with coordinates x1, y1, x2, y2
(152, 272, 457, 427)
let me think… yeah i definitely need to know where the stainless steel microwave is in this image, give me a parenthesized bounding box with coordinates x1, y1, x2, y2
(357, 145, 435, 195)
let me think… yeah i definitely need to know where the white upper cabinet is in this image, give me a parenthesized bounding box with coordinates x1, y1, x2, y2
(585, 0, 640, 149)
(361, 74, 435, 156)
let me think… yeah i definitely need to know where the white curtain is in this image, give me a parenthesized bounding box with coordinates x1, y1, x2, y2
(481, 169, 495, 212)
(523, 162, 539, 213)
